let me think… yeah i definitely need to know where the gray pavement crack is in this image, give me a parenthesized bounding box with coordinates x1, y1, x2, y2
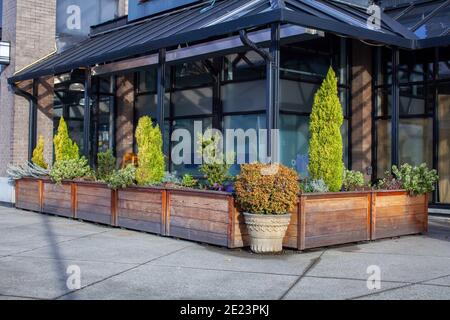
(347, 272, 450, 300)
(52, 244, 193, 300)
(278, 250, 327, 300)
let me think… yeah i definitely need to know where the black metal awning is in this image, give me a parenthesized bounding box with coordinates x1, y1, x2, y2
(9, 0, 447, 83)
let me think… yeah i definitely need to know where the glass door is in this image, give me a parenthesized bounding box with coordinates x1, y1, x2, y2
(437, 84, 450, 204)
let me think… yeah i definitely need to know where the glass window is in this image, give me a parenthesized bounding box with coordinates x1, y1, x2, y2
(223, 114, 267, 175)
(172, 88, 213, 117)
(135, 94, 157, 121)
(222, 80, 266, 113)
(375, 48, 392, 86)
(279, 114, 310, 177)
(174, 61, 212, 88)
(280, 80, 319, 114)
(137, 69, 157, 93)
(375, 87, 392, 117)
(399, 49, 434, 83)
(413, 5, 450, 39)
(171, 117, 212, 176)
(223, 52, 265, 82)
(399, 118, 433, 167)
(438, 47, 450, 79)
(281, 37, 332, 82)
(94, 95, 114, 153)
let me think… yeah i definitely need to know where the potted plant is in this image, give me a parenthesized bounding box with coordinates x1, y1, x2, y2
(235, 163, 299, 253)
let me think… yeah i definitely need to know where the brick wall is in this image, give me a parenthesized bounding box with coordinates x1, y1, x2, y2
(0, 0, 56, 175)
(115, 73, 135, 167)
(351, 40, 373, 180)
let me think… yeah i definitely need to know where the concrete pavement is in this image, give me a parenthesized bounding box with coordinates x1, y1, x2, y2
(0, 206, 449, 300)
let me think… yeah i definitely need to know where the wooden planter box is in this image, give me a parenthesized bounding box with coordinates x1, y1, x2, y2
(297, 192, 372, 250)
(371, 191, 428, 240)
(15, 178, 42, 212)
(75, 182, 116, 226)
(167, 189, 236, 248)
(117, 186, 166, 234)
(42, 180, 74, 218)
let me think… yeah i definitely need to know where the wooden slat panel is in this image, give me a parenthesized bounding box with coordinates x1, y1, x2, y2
(119, 190, 162, 203)
(118, 199, 162, 214)
(77, 202, 110, 215)
(43, 205, 73, 217)
(376, 194, 424, 207)
(305, 208, 368, 224)
(304, 230, 369, 249)
(77, 211, 111, 225)
(170, 206, 228, 223)
(170, 193, 228, 212)
(306, 217, 368, 236)
(372, 193, 427, 240)
(118, 208, 162, 223)
(77, 194, 111, 207)
(16, 201, 41, 212)
(170, 226, 228, 247)
(43, 197, 72, 209)
(118, 217, 161, 234)
(170, 216, 228, 234)
(76, 185, 109, 196)
(304, 196, 368, 213)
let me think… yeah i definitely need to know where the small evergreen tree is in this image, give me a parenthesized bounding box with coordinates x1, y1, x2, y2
(97, 150, 116, 181)
(32, 135, 48, 169)
(54, 117, 79, 162)
(308, 67, 344, 192)
(135, 116, 165, 185)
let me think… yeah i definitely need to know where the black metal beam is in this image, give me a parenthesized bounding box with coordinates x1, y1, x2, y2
(83, 68, 92, 163)
(156, 48, 166, 130)
(391, 48, 400, 167)
(271, 23, 281, 163)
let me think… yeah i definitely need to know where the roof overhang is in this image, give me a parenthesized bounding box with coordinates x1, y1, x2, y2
(8, 6, 419, 84)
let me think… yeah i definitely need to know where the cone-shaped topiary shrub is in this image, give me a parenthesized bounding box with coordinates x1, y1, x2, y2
(235, 163, 299, 215)
(308, 67, 344, 192)
(32, 135, 48, 169)
(54, 117, 79, 162)
(135, 116, 165, 185)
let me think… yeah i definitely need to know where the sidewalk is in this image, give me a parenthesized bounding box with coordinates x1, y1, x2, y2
(0, 206, 449, 300)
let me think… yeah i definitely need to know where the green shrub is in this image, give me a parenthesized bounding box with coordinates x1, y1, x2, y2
(181, 174, 198, 188)
(97, 150, 116, 181)
(308, 67, 344, 192)
(197, 132, 233, 189)
(235, 163, 299, 215)
(54, 117, 79, 162)
(392, 163, 439, 196)
(32, 135, 48, 169)
(376, 171, 402, 191)
(50, 157, 93, 184)
(135, 116, 165, 185)
(300, 179, 329, 193)
(342, 169, 365, 191)
(105, 165, 136, 190)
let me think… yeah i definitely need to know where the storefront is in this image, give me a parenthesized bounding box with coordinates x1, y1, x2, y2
(8, 0, 450, 209)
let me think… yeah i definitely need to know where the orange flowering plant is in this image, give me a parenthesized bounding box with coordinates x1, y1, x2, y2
(235, 163, 300, 215)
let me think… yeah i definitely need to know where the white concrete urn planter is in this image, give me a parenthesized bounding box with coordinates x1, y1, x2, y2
(243, 213, 291, 253)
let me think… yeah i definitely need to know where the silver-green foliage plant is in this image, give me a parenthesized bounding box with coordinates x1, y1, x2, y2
(162, 171, 181, 185)
(50, 157, 93, 184)
(342, 169, 365, 191)
(105, 165, 136, 190)
(392, 163, 439, 196)
(300, 179, 329, 193)
(7, 162, 49, 180)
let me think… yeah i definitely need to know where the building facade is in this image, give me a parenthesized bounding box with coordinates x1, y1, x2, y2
(1, 0, 449, 212)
